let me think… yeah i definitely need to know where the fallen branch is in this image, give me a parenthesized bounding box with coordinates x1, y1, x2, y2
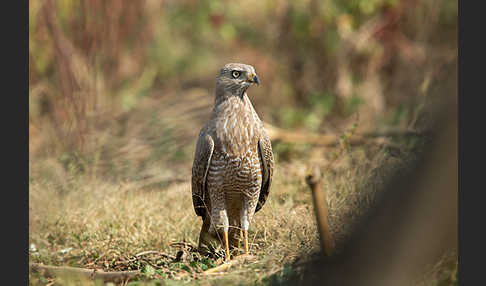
(30, 263, 139, 283)
(264, 122, 419, 147)
(306, 166, 335, 256)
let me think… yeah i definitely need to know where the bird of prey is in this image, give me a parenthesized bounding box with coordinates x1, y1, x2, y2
(191, 63, 274, 261)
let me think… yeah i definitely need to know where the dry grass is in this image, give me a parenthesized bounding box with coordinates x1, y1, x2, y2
(415, 250, 458, 286)
(29, 90, 456, 286)
(30, 126, 441, 285)
(29, 156, 321, 283)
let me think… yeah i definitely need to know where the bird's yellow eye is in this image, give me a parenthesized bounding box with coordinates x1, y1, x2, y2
(232, 71, 240, 78)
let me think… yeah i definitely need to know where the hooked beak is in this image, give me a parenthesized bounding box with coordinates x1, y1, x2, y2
(248, 73, 260, 85)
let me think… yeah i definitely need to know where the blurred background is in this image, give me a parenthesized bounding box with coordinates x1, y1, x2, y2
(29, 0, 457, 284)
(29, 0, 457, 182)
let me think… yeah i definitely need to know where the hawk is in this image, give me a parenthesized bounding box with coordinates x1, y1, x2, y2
(191, 63, 274, 261)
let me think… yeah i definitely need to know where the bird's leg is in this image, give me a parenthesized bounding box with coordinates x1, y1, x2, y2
(208, 188, 231, 261)
(222, 211, 231, 261)
(241, 196, 258, 255)
(216, 209, 230, 262)
(209, 208, 231, 261)
(223, 229, 230, 261)
(239, 228, 243, 253)
(240, 202, 250, 254)
(243, 230, 249, 254)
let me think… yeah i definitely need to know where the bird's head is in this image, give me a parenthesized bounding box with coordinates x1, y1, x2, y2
(215, 63, 260, 99)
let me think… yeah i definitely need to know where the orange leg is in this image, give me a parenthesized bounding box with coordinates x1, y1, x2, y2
(224, 231, 230, 261)
(243, 230, 249, 254)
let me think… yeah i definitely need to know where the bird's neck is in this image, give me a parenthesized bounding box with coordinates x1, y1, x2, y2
(213, 91, 249, 112)
(214, 84, 249, 106)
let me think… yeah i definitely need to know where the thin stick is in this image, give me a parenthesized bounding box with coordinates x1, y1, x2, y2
(173, 254, 256, 280)
(306, 166, 335, 256)
(135, 250, 176, 260)
(202, 254, 256, 275)
(135, 250, 162, 256)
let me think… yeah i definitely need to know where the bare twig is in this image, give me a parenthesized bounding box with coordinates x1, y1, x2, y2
(202, 255, 257, 275)
(173, 254, 257, 280)
(306, 166, 334, 256)
(169, 242, 197, 250)
(135, 250, 160, 257)
(135, 250, 176, 260)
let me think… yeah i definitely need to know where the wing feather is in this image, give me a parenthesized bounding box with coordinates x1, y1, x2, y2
(256, 131, 274, 213)
(191, 131, 214, 218)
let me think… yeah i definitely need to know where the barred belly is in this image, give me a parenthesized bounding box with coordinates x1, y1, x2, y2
(208, 151, 262, 193)
(206, 149, 263, 226)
